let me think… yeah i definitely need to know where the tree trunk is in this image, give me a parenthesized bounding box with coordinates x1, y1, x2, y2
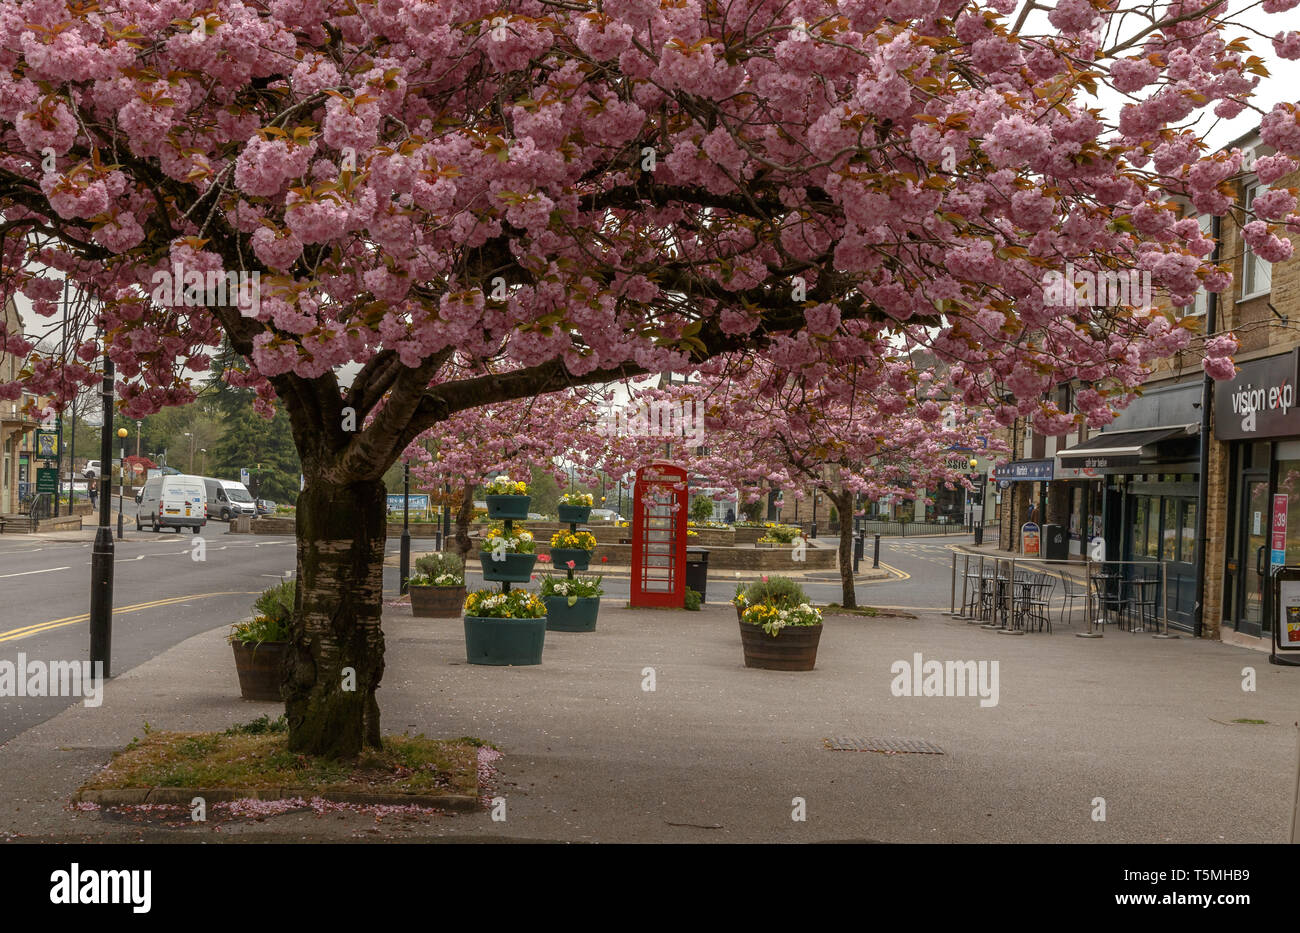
(285, 475, 387, 758)
(833, 488, 857, 609)
(453, 482, 474, 561)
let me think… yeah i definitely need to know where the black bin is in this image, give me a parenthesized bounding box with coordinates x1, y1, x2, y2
(685, 547, 710, 600)
(1043, 524, 1068, 562)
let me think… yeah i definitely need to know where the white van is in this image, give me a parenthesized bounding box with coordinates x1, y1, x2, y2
(135, 473, 207, 533)
(203, 477, 257, 521)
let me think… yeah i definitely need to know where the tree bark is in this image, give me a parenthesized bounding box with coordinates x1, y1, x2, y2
(832, 488, 857, 609)
(284, 474, 387, 758)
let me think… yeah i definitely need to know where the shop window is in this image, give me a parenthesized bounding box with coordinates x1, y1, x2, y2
(1146, 498, 1159, 557)
(1281, 460, 1300, 564)
(1179, 500, 1197, 563)
(1162, 500, 1177, 561)
(1133, 498, 1148, 558)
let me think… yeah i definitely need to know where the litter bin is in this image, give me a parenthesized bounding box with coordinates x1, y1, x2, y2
(973, 524, 984, 546)
(1043, 524, 1067, 562)
(685, 547, 710, 601)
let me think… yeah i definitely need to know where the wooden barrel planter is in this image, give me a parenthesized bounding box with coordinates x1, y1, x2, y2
(464, 616, 546, 665)
(556, 504, 591, 523)
(738, 621, 822, 671)
(479, 551, 537, 582)
(230, 640, 289, 700)
(544, 595, 600, 632)
(410, 584, 466, 618)
(548, 547, 591, 571)
(485, 495, 530, 520)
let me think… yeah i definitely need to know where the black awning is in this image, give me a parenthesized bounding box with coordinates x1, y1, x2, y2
(1057, 425, 1197, 470)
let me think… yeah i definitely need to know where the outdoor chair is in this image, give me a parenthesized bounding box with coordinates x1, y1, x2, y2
(1059, 573, 1086, 627)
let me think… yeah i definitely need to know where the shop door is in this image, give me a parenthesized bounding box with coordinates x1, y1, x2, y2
(1235, 473, 1271, 637)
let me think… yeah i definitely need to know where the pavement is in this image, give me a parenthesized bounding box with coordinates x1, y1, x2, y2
(2, 592, 1298, 843)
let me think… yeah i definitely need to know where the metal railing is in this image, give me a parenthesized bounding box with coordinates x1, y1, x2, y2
(857, 518, 997, 538)
(948, 552, 1178, 638)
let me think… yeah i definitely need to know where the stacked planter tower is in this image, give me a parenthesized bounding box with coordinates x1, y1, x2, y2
(546, 500, 601, 632)
(464, 493, 545, 665)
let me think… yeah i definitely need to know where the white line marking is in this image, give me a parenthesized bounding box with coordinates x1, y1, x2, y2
(0, 566, 70, 578)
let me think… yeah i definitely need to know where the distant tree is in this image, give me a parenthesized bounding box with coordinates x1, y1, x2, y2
(690, 496, 715, 523)
(207, 401, 301, 502)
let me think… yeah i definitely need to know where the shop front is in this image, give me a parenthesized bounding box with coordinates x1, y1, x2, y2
(1058, 417, 1201, 629)
(1215, 349, 1300, 639)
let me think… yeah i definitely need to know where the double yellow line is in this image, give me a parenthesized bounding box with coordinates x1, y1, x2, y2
(0, 592, 258, 643)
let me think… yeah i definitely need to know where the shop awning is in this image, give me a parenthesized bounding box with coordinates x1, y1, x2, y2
(1056, 424, 1197, 470)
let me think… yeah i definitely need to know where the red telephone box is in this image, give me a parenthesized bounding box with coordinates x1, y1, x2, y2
(630, 461, 688, 608)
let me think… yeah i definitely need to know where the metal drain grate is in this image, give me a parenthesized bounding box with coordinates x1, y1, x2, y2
(824, 736, 945, 755)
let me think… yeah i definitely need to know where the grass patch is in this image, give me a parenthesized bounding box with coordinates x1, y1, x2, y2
(1232, 718, 1269, 725)
(82, 730, 481, 797)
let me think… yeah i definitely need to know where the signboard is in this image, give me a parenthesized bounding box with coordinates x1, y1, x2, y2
(1214, 349, 1300, 440)
(1273, 494, 1289, 571)
(240, 468, 250, 486)
(35, 430, 58, 458)
(1277, 573, 1300, 651)
(386, 494, 430, 513)
(35, 467, 58, 494)
(1021, 522, 1041, 556)
(992, 459, 1054, 482)
(630, 461, 688, 609)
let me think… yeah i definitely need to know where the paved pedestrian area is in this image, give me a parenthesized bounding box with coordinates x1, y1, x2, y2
(1, 601, 1296, 843)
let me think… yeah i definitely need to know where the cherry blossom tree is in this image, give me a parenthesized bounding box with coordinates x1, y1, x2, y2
(668, 355, 1000, 606)
(0, 0, 1293, 755)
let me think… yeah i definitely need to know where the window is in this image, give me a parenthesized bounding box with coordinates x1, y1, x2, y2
(1133, 497, 1149, 558)
(1188, 213, 1213, 317)
(1180, 500, 1197, 563)
(1242, 182, 1273, 298)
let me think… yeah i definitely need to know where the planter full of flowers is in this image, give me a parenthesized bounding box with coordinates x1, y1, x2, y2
(540, 573, 604, 632)
(479, 526, 537, 582)
(463, 588, 549, 666)
(484, 475, 531, 520)
(548, 529, 596, 571)
(228, 579, 293, 701)
(556, 491, 594, 524)
(407, 552, 466, 618)
(735, 577, 823, 671)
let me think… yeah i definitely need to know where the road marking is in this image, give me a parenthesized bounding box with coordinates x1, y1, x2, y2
(876, 561, 909, 582)
(0, 566, 70, 579)
(0, 591, 261, 643)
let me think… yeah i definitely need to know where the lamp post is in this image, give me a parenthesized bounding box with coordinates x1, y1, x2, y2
(90, 357, 115, 678)
(400, 462, 411, 595)
(116, 427, 128, 539)
(199, 448, 206, 476)
(184, 431, 194, 473)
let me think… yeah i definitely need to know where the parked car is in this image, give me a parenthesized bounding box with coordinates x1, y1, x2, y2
(134, 473, 207, 533)
(203, 477, 258, 521)
(255, 498, 276, 516)
(82, 460, 100, 480)
(588, 508, 620, 522)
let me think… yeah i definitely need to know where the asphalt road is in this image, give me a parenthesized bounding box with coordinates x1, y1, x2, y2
(0, 527, 970, 743)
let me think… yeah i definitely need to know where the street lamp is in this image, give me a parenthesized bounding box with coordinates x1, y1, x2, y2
(116, 427, 128, 539)
(90, 356, 115, 679)
(400, 461, 411, 595)
(184, 431, 193, 473)
(199, 448, 206, 476)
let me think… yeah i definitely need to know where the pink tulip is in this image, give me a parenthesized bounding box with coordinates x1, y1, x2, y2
(566, 559, 576, 569)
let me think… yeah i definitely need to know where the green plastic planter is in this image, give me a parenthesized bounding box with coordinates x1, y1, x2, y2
(556, 504, 592, 523)
(485, 494, 531, 520)
(464, 615, 546, 665)
(479, 551, 537, 582)
(549, 547, 592, 571)
(544, 595, 600, 632)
